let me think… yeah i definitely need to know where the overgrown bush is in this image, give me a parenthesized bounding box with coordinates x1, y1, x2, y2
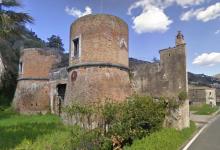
(64, 95, 167, 149)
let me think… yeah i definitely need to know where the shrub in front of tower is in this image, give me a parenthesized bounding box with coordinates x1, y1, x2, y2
(63, 95, 167, 149)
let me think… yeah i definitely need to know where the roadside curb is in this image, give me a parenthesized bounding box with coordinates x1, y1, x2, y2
(182, 108, 220, 150)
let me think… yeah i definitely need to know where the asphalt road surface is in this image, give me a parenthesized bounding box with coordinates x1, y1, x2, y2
(188, 115, 220, 150)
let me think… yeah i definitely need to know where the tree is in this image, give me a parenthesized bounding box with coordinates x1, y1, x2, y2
(0, 0, 38, 106)
(152, 57, 160, 63)
(0, 0, 33, 39)
(47, 35, 65, 52)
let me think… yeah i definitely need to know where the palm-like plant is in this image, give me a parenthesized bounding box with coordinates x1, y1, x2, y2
(0, 0, 33, 38)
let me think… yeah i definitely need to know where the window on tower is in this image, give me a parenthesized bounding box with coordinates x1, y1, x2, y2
(19, 62, 23, 73)
(73, 38, 79, 58)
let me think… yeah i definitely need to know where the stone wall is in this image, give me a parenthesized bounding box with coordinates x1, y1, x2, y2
(69, 14, 129, 67)
(130, 44, 187, 98)
(216, 89, 220, 104)
(18, 48, 61, 79)
(65, 14, 132, 106)
(49, 67, 68, 115)
(129, 32, 189, 129)
(65, 67, 132, 105)
(189, 87, 216, 106)
(13, 80, 50, 114)
(13, 48, 61, 114)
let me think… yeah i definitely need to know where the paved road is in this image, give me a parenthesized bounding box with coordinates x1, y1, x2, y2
(188, 115, 220, 150)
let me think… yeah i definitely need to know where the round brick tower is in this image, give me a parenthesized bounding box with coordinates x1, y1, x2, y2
(64, 14, 132, 106)
(13, 48, 61, 114)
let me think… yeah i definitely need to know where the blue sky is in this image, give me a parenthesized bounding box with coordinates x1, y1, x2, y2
(15, 0, 220, 76)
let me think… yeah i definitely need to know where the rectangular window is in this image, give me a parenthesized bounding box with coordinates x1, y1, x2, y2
(19, 62, 23, 73)
(73, 38, 79, 58)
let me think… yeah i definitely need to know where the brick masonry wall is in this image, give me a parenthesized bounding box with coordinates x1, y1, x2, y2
(69, 14, 129, 67)
(13, 80, 50, 114)
(65, 14, 132, 105)
(19, 48, 61, 79)
(13, 48, 61, 114)
(65, 67, 132, 105)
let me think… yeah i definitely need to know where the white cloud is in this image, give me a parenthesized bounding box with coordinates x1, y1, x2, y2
(181, 8, 203, 21)
(132, 7, 173, 33)
(193, 52, 220, 66)
(176, 0, 204, 8)
(128, 0, 205, 34)
(65, 6, 92, 18)
(181, 2, 220, 22)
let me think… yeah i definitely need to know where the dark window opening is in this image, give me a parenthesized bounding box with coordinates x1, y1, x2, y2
(168, 53, 171, 56)
(57, 84, 67, 101)
(73, 38, 79, 57)
(56, 84, 67, 116)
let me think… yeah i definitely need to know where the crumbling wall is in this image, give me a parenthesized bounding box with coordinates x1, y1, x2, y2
(130, 44, 189, 129)
(65, 14, 132, 106)
(189, 88, 216, 106)
(49, 67, 68, 114)
(65, 67, 132, 105)
(216, 89, 220, 105)
(130, 44, 187, 98)
(13, 48, 61, 114)
(13, 80, 50, 114)
(189, 89, 206, 104)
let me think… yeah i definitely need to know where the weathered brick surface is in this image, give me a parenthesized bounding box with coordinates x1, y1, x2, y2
(13, 48, 61, 114)
(19, 48, 61, 79)
(69, 14, 129, 67)
(65, 67, 132, 105)
(13, 80, 50, 114)
(129, 32, 189, 129)
(130, 45, 187, 98)
(65, 14, 132, 106)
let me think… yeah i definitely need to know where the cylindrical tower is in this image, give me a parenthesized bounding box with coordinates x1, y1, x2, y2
(65, 14, 132, 106)
(13, 48, 61, 114)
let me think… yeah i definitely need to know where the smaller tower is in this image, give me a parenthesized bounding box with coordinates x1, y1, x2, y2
(176, 31, 185, 46)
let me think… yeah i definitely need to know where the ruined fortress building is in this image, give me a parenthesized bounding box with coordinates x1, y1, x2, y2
(64, 14, 132, 106)
(129, 30, 189, 129)
(12, 13, 189, 130)
(12, 48, 62, 114)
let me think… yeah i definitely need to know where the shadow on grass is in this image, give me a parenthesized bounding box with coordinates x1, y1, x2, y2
(0, 122, 64, 149)
(0, 109, 64, 149)
(0, 108, 17, 120)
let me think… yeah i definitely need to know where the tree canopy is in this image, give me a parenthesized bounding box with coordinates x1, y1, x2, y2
(47, 35, 65, 52)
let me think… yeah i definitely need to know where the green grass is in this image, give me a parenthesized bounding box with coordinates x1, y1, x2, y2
(125, 122, 196, 150)
(0, 108, 196, 150)
(0, 107, 76, 150)
(190, 104, 219, 115)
